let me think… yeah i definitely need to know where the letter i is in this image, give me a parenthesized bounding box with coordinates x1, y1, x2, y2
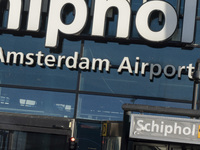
(135, 57, 140, 74)
(160, 122, 164, 133)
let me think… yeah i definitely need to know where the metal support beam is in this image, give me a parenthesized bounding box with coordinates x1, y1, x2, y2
(121, 111, 130, 150)
(192, 81, 199, 110)
(192, 58, 200, 110)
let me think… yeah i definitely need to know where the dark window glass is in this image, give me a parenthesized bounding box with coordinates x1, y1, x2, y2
(76, 121, 101, 150)
(195, 21, 200, 44)
(197, 1, 200, 17)
(0, 130, 68, 150)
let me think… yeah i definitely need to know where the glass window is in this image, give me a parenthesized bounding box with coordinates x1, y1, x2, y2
(77, 94, 133, 121)
(194, 21, 200, 44)
(82, 41, 196, 69)
(76, 121, 102, 150)
(197, 1, 200, 17)
(0, 34, 81, 90)
(79, 41, 196, 101)
(80, 68, 193, 100)
(0, 87, 75, 117)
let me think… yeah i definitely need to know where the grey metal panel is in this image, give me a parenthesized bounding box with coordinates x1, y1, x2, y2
(102, 121, 123, 137)
(109, 122, 123, 137)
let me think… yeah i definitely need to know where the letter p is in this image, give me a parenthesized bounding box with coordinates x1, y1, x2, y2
(150, 64, 162, 80)
(164, 125, 173, 136)
(45, 0, 88, 48)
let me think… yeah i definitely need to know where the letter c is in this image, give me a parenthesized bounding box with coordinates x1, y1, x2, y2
(145, 123, 151, 132)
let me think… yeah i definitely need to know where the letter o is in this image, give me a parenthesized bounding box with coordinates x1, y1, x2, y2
(164, 65, 176, 77)
(135, 1, 177, 42)
(183, 127, 191, 135)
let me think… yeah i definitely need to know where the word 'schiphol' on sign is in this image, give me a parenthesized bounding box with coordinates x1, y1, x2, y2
(1, 0, 198, 48)
(129, 114, 200, 145)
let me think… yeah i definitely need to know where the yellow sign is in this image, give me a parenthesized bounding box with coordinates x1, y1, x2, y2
(102, 123, 107, 137)
(198, 125, 200, 139)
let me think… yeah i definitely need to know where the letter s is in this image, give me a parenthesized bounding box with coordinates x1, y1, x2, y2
(136, 120, 144, 131)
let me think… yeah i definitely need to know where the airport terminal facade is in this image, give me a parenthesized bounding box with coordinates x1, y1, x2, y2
(0, 0, 199, 149)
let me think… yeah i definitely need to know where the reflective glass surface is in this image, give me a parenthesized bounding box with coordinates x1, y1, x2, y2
(80, 41, 196, 100)
(0, 34, 80, 90)
(77, 94, 133, 121)
(76, 121, 101, 150)
(0, 0, 197, 119)
(76, 94, 192, 121)
(0, 87, 75, 117)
